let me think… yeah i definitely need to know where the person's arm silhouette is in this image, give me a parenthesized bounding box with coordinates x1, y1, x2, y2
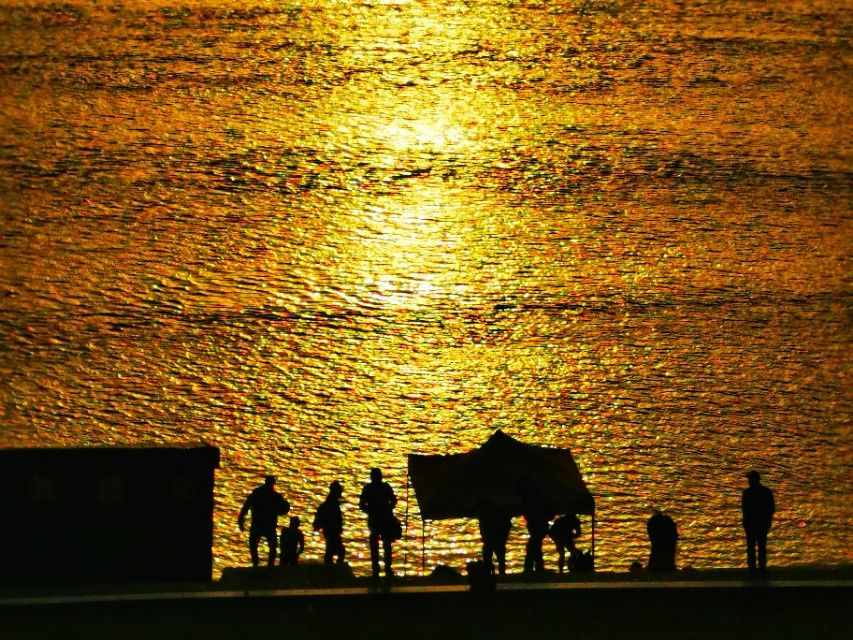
(769, 489, 776, 522)
(278, 494, 291, 517)
(238, 493, 252, 532)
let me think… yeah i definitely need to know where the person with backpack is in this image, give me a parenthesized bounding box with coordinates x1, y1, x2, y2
(314, 480, 346, 566)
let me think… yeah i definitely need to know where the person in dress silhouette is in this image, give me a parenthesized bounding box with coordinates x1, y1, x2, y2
(238, 475, 290, 567)
(742, 470, 775, 574)
(314, 480, 346, 566)
(359, 468, 398, 578)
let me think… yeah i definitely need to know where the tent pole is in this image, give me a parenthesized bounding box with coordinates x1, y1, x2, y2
(404, 470, 410, 577)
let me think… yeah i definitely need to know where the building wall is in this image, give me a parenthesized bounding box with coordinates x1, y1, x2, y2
(0, 446, 219, 585)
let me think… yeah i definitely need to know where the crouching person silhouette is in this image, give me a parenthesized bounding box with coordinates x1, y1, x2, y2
(550, 513, 581, 574)
(647, 509, 678, 571)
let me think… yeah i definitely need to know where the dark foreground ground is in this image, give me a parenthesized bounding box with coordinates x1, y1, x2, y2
(2, 567, 851, 639)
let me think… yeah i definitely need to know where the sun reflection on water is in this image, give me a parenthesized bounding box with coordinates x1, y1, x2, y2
(0, 0, 849, 577)
(379, 117, 468, 153)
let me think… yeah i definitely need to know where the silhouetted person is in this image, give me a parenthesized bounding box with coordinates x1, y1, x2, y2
(647, 510, 678, 571)
(550, 513, 581, 573)
(477, 501, 512, 576)
(280, 516, 305, 566)
(519, 480, 551, 574)
(238, 475, 290, 567)
(314, 480, 346, 566)
(742, 470, 775, 574)
(359, 467, 397, 578)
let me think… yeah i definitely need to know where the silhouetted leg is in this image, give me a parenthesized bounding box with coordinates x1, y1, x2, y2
(557, 543, 565, 573)
(326, 533, 344, 565)
(369, 531, 380, 576)
(336, 537, 346, 565)
(534, 534, 545, 572)
(483, 540, 495, 573)
(248, 530, 261, 568)
(496, 542, 507, 576)
(746, 531, 756, 572)
(324, 537, 334, 566)
(265, 531, 277, 567)
(383, 537, 393, 576)
(757, 531, 768, 572)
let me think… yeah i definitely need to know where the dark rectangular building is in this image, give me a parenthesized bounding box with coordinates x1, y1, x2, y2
(0, 445, 220, 586)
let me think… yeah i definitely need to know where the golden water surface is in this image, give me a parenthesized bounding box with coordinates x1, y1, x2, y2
(0, 0, 851, 576)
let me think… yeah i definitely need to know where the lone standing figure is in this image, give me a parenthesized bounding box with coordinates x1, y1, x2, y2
(238, 475, 290, 567)
(742, 470, 775, 574)
(359, 468, 397, 578)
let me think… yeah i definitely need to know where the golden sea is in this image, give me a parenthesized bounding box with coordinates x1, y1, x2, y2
(0, 0, 851, 576)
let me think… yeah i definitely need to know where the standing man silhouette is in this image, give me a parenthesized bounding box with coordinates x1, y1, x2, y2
(519, 479, 550, 574)
(477, 500, 512, 576)
(359, 468, 397, 578)
(238, 475, 290, 567)
(742, 470, 775, 574)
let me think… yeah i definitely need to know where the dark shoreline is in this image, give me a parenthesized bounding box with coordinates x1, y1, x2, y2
(2, 566, 850, 639)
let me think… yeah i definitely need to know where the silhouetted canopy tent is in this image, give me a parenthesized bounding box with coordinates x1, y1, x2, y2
(405, 430, 596, 573)
(407, 430, 594, 520)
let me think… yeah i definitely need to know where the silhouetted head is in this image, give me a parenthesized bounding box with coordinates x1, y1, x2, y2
(746, 470, 761, 487)
(264, 475, 276, 488)
(330, 480, 343, 497)
(370, 468, 382, 483)
(290, 516, 300, 528)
